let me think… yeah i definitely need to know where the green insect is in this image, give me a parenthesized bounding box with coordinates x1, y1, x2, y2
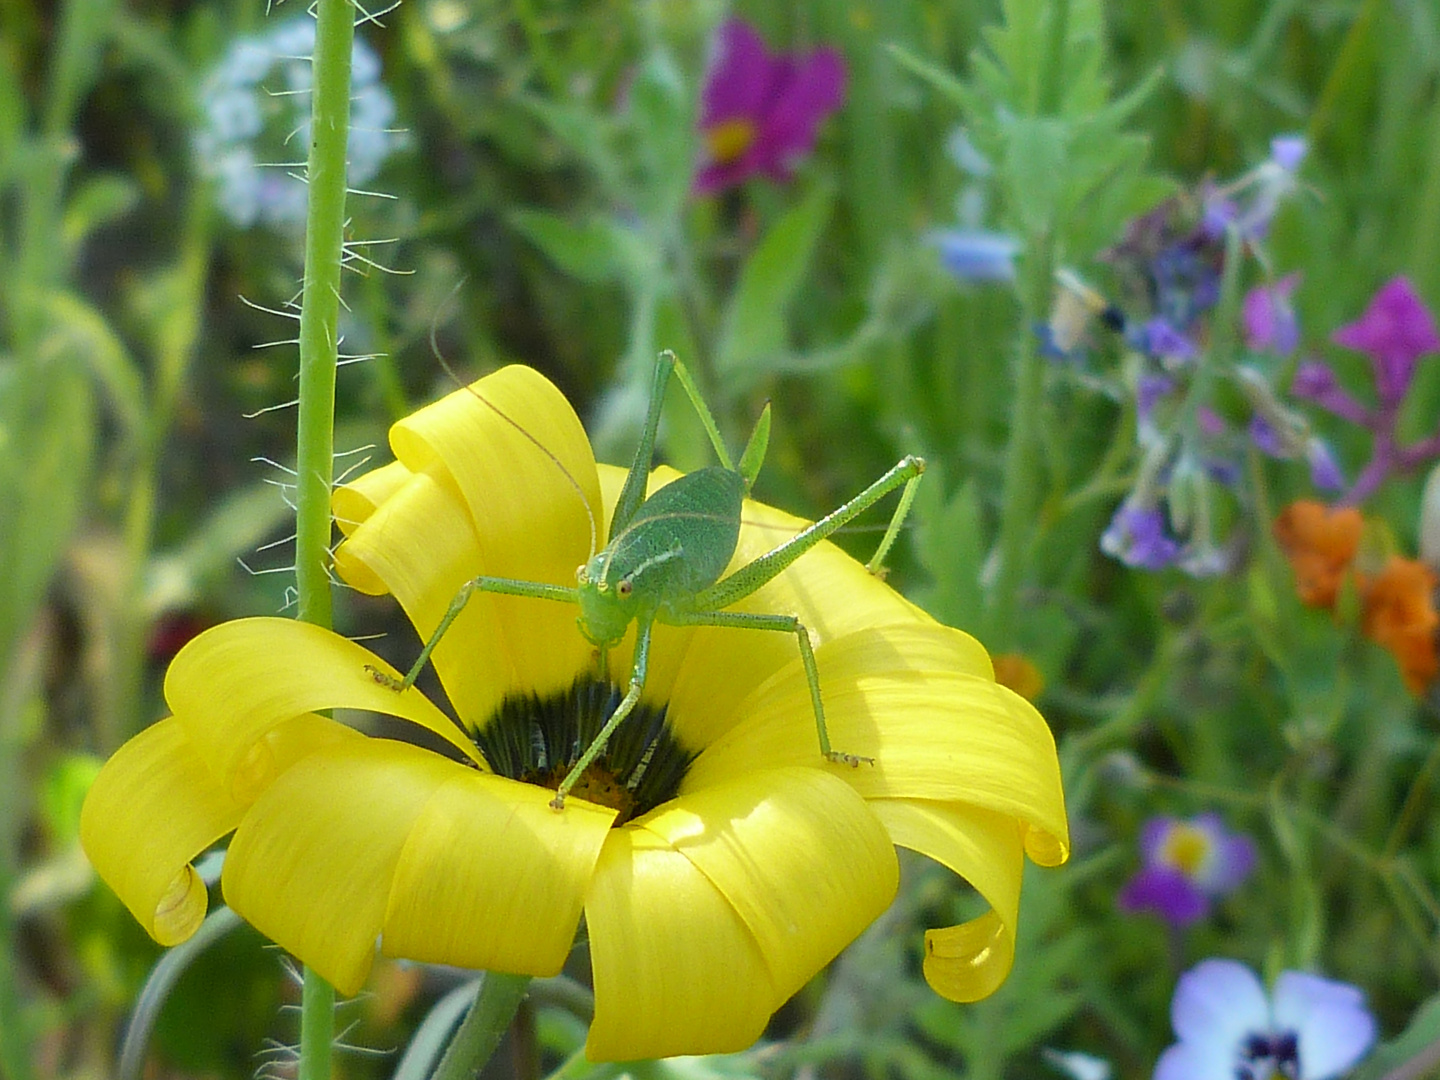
(375, 350, 924, 809)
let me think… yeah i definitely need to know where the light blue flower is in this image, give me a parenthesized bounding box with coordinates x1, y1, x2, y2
(929, 228, 1020, 283)
(1156, 959, 1375, 1080)
(195, 17, 406, 229)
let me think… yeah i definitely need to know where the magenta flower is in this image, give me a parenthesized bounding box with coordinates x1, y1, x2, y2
(1293, 276, 1440, 503)
(1331, 275, 1440, 406)
(1118, 813, 1255, 925)
(694, 19, 846, 196)
(1243, 273, 1301, 354)
(1156, 959, 1375, 1080)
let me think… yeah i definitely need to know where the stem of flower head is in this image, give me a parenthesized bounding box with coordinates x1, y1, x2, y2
(431, 972, 533, 1080)
(292, 0, 354, 1073)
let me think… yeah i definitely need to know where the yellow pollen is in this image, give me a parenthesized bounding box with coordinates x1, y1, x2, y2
(707, 118, 756, 164)
(1160, 824, 1212, 876)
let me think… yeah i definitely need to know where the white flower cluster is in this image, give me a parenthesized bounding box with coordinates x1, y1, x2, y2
(194, 18, 404, 228)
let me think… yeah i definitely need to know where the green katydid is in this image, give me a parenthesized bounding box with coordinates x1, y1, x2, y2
(372, 350, 925, 809)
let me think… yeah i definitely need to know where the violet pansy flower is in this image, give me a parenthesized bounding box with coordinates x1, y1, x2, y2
(1155, 959, 1375, 1080)
(1119, 813, 1255, 925)
(694, 19, 846, 196)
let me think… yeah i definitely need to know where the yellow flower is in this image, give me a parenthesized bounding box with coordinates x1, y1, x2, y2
(81, 366, 1068, 1061)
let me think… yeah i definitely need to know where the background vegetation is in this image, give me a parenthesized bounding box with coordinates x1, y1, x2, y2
(3, 0, 1440, 1077)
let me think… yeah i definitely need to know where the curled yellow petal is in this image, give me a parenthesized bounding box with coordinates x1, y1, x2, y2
(585, 826, 776, 1062)
(335, 466, 516, 729)
(389, 366, 600, 698)
(79, 717, 242, 945)
(690, 623, 1069, 866)
(635, 766, 898, 1002)
(222, 738, 459, 995)
(333, 459, 411, 537)
(871, 798, 1026, 1001)
(383, 771, 615, 975)
(165, 617, 484, 799)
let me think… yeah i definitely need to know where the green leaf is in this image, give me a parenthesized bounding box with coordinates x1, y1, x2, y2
(714, 182, 836, 380)
(41, 291, 146, 443)
(510, 208, 629, 285)
(61, 173, 141, 256)
(915, 473, 987, 635)
(629, 46, 695, 221)
(1351, 992, 1440, 1080)
(0, 356, 95, 672)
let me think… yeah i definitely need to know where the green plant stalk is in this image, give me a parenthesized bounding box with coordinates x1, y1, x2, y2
(432, 973, 533, 1080)
(293, 0, 354, 1075)
(986, 233, 1053, 649)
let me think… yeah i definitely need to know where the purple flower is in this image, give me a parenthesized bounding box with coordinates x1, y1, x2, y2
(1119, 813, 1255, 926)
(1101, 503, 1182, 570)
(1293, 278, 1440, 503)
(1331, 275, 1440, 407)
(1203, 135, 1308, 243)
(694, 19, 846, 195)
(1243, 273, 1301, 354)
(1155, 959, 1375, 1080)
(1140, 317, 1199, 365)
(1306, 438, 1345, 491)
(929, 229, 1020, 283)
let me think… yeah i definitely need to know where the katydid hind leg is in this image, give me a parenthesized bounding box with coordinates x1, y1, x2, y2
(663, 607, 873, 767)
(692, 454, 926, 613)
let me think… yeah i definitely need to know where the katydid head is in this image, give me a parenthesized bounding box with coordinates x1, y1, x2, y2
(574, 555, 642, 647)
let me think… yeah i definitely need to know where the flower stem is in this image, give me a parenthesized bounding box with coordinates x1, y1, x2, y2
(293, 0, 354, 633)
(291, 0, 354, 1074)
(432, 972, 533, 1080)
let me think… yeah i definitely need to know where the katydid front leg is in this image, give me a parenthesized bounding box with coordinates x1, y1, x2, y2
(552, 620, 654, 809)
(367, 575, 579, 692)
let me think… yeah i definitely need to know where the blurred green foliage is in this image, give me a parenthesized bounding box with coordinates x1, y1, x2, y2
(4, 0, 1440, 1077)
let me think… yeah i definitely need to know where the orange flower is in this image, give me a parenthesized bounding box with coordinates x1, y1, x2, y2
(1273, 500, 1364, 609)
(992, 653, 1044, 702)
(1359, 557, 1440, 695)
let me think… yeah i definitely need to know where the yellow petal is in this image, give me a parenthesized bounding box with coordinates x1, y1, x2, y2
(222, 738, 458, 995)
(634, 766, 898, 1001)
(389, 366, 601, 698)
(79, 717, 242, 945)
(585, 826, 776, 1062)
(870, 798, 1026, 1001)
(335, 467, 517, 729)
(689, 624, 1069, 867)
(584, 767, 897, 1061)
(165, 618, 484, 800)
(382, 770, 615, 975)
(333, 459, 411, 537)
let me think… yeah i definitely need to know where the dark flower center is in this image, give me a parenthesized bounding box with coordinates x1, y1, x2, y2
(1236, 1030, 1300, 1080)
(475, 676, 695, 826)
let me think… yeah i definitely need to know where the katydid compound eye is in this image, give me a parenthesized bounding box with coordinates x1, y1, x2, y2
(617, 578, 633, 597)
(576, 565, 588, 585)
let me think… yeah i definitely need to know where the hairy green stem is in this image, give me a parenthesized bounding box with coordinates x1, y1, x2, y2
(293, 0, 354, 1075)
(294, 0, 354, 634)
(432, 973, 533, 1080)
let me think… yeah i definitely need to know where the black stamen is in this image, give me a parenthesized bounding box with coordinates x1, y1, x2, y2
(476, 676, 696, 825)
